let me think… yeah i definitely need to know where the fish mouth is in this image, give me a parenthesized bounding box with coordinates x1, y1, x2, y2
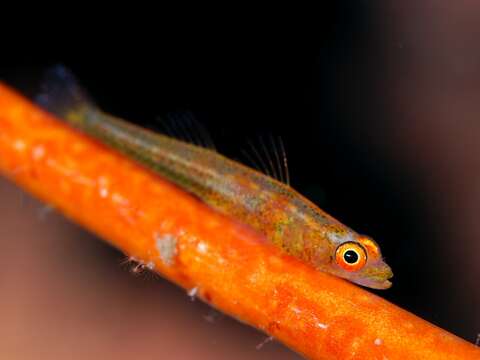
(354, 264, 393, 290)
(363, 278, 392, 290)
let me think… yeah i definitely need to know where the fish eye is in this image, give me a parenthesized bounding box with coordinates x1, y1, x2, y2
(343, 249, 359, 264)
(335, 242, 367, 272)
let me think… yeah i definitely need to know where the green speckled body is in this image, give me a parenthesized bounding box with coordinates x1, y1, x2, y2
(66, 108, 348, 267)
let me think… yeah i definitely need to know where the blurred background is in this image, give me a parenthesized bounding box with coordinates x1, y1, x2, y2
(1, 1, 479, 358)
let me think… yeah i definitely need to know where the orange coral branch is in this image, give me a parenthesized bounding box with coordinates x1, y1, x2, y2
(0, 83, 478, 360)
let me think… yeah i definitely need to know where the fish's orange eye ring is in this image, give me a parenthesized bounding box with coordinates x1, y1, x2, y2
(335, 242, 367, 272)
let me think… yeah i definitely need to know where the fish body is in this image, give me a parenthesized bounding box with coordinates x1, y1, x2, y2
(38, 66, 393, 289)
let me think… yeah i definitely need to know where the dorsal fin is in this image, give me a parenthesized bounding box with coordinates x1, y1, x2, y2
(156, 111, 216, 151)
(241, 134, 290, 185)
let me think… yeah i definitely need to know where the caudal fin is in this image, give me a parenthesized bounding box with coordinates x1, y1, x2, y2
(36, 65, 96, 121)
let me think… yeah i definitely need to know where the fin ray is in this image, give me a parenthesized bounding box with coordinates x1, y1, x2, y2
(242, 134, 290, 185)
(157, 111, 216, 151)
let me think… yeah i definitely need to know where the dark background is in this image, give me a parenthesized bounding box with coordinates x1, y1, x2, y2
(1, 2, 479, 358)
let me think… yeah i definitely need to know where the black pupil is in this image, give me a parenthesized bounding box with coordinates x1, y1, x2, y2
(344, 250, 359, 264)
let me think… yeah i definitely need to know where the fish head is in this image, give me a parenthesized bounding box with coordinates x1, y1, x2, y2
(321, 231, 393, 289)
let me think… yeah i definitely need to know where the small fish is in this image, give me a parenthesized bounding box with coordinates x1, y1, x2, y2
(37, 66, 393, 289)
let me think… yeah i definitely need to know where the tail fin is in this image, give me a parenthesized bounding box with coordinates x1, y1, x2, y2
(36, 65, 96, 121)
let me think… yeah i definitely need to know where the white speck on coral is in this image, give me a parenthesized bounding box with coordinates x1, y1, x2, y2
(317, 322, 329, 330)
(256, 336, 274, 350)
(131, 262, 144, 274)
(44, 158, 94, 187)
(188, 287, 198, 300)
(197, 242, 208, 254)
(112, 192, 129, 205)
(78, 176, 96, 187)
(155, 233, 178, 266)
(13, 139, 26, 152)
(290, 306, 301, 315)
(374, 338, 383, 346)
(99, 187, 109, 198)
(177, 229, 186, 236)
(32, 145, 45, 160)
(146, 261, 155, 270)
